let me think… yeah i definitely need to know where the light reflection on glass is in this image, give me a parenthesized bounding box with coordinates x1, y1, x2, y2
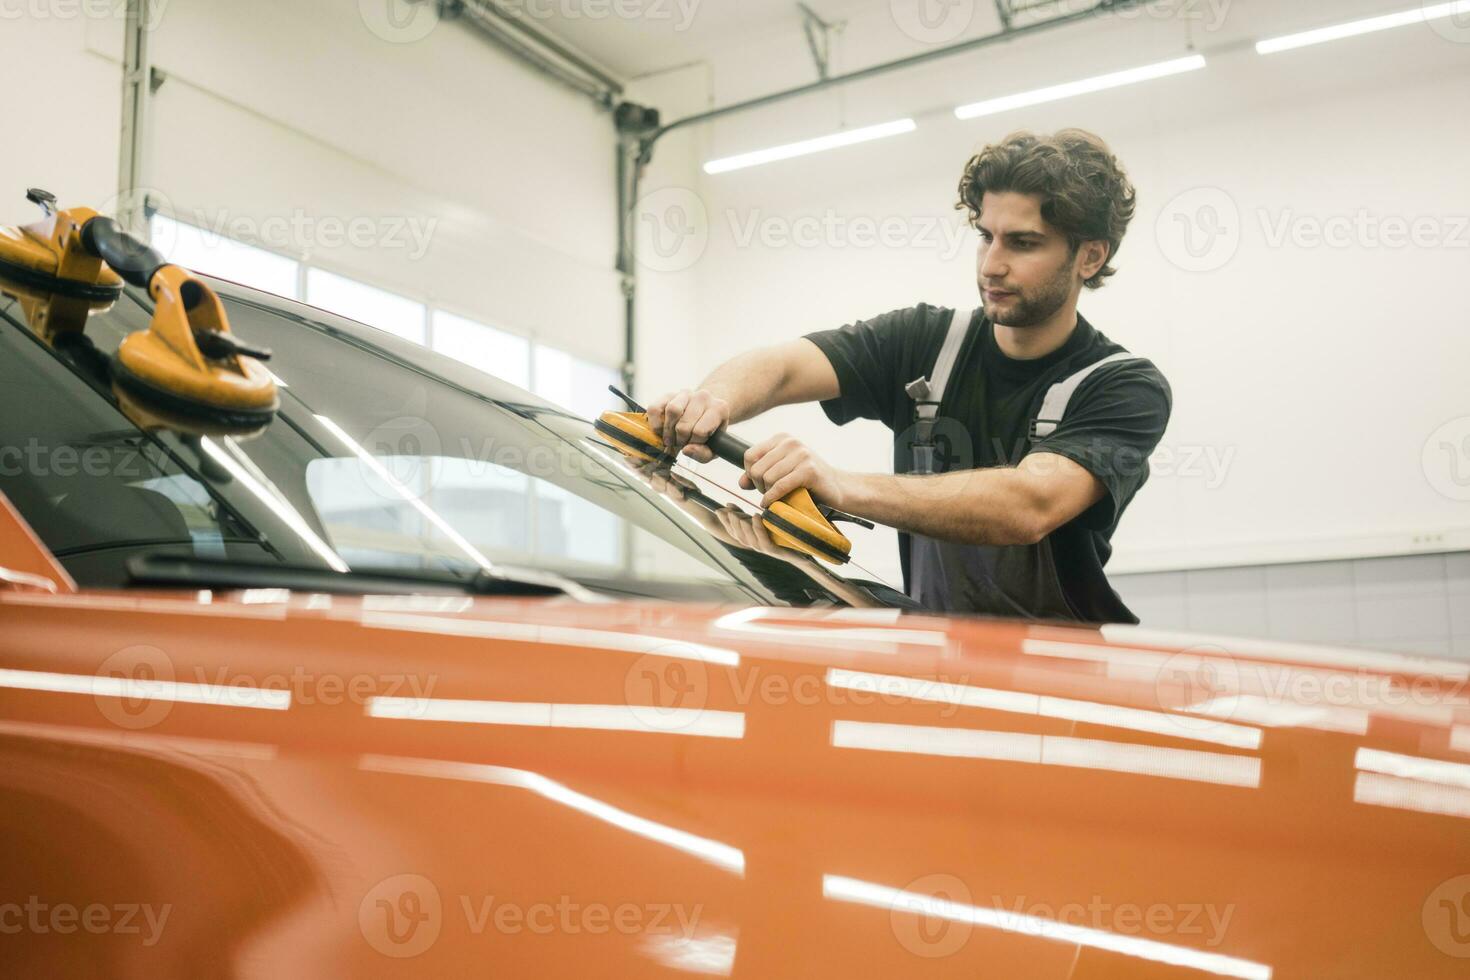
(360, 612, 741, 667)
(314, 413, 496, 571)
(359, 753, 745, 874)
(826, 668, 1262, 750)
(367, 696, 745, 739)
(199, 437, 349, 572)
(822, 874, 1272, 980)
(831, 720, 1261, 788)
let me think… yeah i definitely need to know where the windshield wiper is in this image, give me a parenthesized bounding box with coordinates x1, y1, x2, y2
(126, 553, 573, 598)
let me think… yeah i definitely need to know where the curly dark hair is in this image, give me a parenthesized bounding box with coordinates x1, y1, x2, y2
(956, 129, 1137, 289)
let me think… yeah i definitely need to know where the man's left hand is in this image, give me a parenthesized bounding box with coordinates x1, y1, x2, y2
(741, 433, 848, 509)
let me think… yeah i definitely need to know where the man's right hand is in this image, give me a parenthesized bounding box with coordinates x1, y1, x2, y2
(645, 388, 730, 463)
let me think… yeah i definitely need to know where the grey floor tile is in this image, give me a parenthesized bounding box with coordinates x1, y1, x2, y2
(1448, 552, 1470, 636)
(1356, 636, 1453, 657)
(1184, 566, 1270, 637)
(1265, 560, 1355, 594)
(1352, 556, 1450, 641)
(1111, 572, 1189, 630)
(1453, 634, 1470, 663)
(1352, 554, 1447, 597)
(1264, 561, 1358, 644)
(1346, 558, 1452, 643)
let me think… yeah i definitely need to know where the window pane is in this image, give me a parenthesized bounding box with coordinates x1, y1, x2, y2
(533, 345, 620, 420)
(530, 345, 622, 567)
(306, 268, 426, 344)
(151, 214, 300, 299)
(432, 310, 530, 389)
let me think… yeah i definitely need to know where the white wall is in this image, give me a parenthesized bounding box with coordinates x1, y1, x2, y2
(2, 0, 622, 366)
(0, 14, 121, 220)
(633, 0, 1470, 586)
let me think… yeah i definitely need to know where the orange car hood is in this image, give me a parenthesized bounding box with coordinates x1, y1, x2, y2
(1, 589, 1468, 978)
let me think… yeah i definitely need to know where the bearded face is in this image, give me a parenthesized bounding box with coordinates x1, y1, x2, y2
(974, 191, 1097, 329)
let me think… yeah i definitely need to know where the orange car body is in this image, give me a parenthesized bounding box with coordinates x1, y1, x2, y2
(2, 487, 1468, 978)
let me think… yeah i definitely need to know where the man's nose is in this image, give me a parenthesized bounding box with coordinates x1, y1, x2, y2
(979, 244, 1007, 281)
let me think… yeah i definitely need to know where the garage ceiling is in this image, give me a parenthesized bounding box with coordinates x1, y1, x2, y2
(508, 0, 954, 79)
(506, 0, 1453, 85)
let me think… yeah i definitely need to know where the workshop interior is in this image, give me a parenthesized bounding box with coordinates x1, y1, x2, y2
(1, 1, 1468, 977)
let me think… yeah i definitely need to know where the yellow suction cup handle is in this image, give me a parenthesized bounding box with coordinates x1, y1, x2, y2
(593, 401, 856, 565)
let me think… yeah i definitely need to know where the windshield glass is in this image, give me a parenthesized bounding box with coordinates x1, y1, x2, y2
(0, 279, 902, 607)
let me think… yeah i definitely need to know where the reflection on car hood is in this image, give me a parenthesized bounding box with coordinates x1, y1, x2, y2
(1, 589, 1467, 977)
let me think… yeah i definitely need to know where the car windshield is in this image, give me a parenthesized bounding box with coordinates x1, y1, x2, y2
(0, 278, 905, 607)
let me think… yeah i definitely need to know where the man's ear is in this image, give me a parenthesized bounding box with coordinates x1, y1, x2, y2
(1077, 240, 1110, 281)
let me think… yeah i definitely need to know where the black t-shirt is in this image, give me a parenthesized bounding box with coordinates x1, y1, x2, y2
(805, 303, 1172, 624)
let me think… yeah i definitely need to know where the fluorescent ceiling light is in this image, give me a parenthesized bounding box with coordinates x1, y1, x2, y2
(1256, 2, 1470, 54)
(954, 54, 1207, 120)
(704, 118, 917, 175)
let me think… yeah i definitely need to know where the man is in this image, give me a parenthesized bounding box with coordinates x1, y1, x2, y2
(648, 129, 1171, 624)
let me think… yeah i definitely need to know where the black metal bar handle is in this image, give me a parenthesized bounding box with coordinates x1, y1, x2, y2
(705, 428, 751, 469)
(79, 216, 167, 290)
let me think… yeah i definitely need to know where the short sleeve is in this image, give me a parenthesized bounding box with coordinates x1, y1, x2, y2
(1027, 359, 1173, 531)
(804, 306, 927, 431)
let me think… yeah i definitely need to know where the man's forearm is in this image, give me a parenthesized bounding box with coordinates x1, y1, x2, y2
(697, 348, 793, 424)
(697, 353, 782, 424)
(839, 468, 1047, 547)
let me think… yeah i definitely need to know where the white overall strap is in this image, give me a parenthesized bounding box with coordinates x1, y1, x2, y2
(1030, 352, 1138, 439)
(904, 308, 973, 475)
(904, 307, 973, 416)
(927, 307, 973, 412)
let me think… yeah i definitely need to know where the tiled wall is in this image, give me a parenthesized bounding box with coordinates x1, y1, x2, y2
(1111, 552, 1470, 661)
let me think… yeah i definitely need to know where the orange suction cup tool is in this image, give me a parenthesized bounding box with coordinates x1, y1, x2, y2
(595, 386, 871, 565)
(594, 409, 667, 463)
(0, 189, 124, 340)
(76, 215, 280, 429)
